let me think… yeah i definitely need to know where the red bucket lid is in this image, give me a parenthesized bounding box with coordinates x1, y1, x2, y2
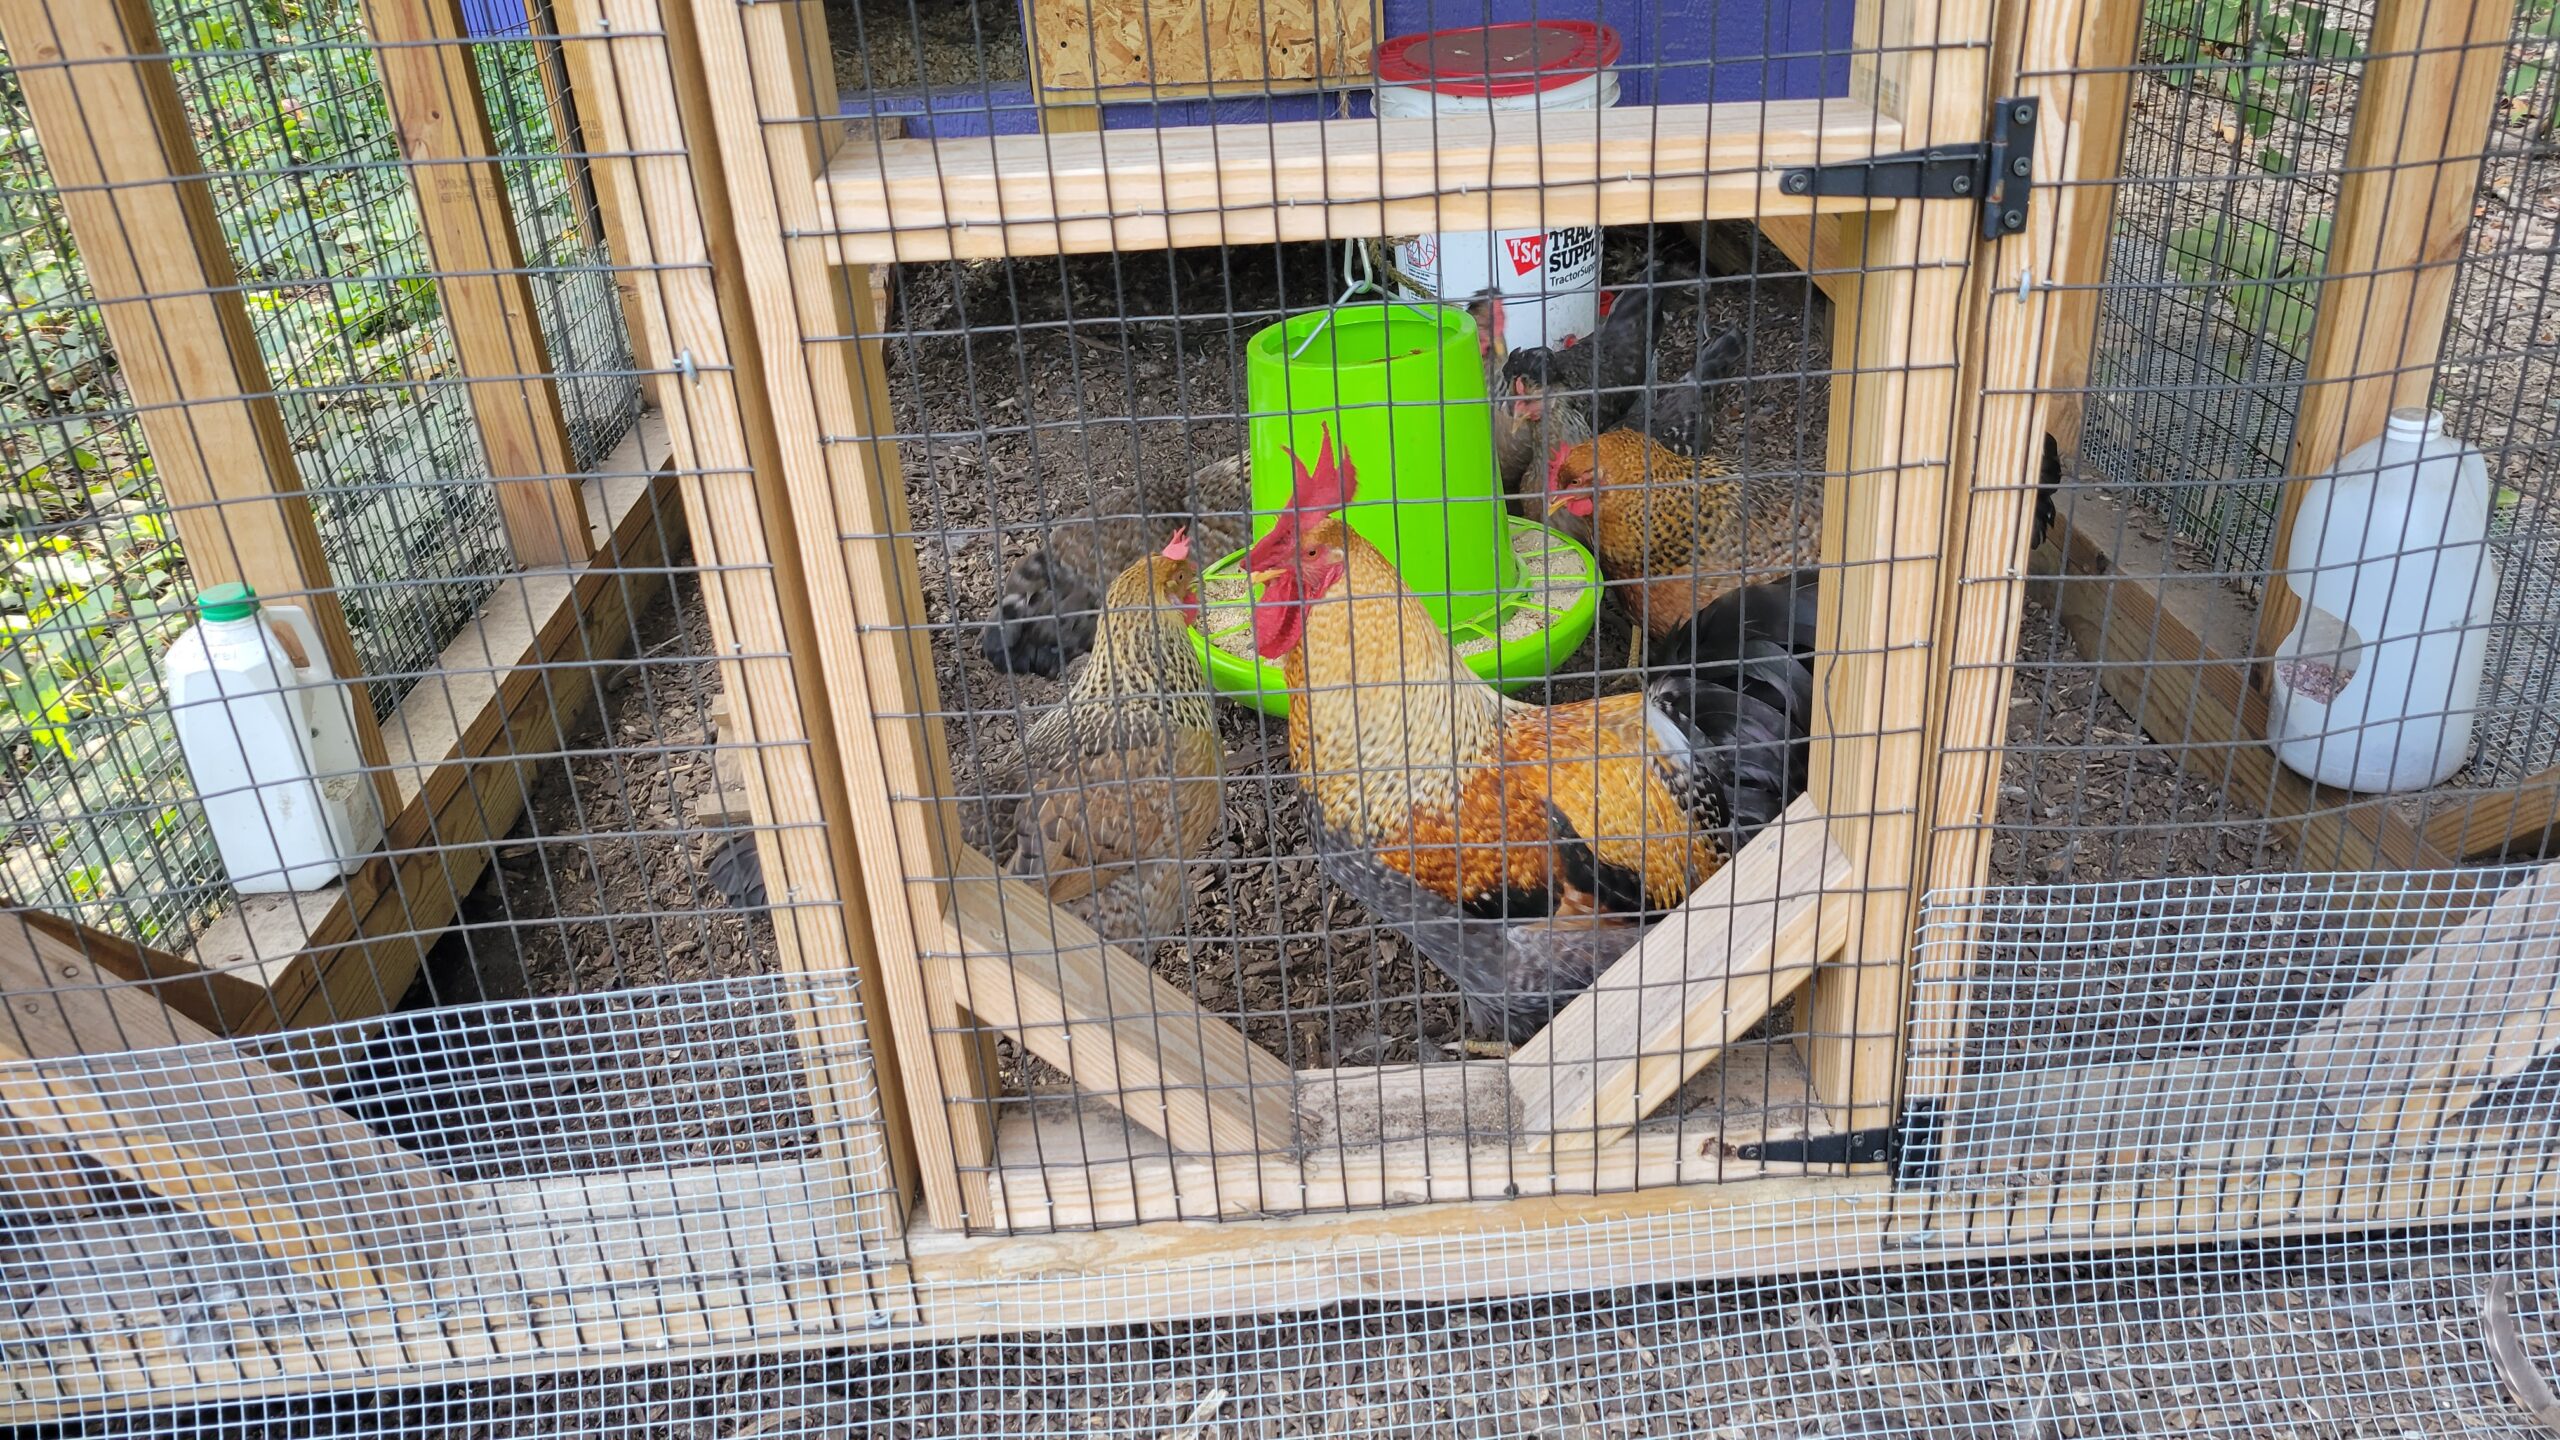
(1374, 21, 1621, 98)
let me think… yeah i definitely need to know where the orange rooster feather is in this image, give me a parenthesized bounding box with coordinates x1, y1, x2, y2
(1248, 429, 1812, 1043)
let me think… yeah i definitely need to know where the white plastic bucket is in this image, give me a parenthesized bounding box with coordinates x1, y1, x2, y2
(1375, 22, 1621, 349)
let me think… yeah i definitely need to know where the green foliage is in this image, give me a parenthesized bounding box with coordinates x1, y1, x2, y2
(2511, 0, 2560, 131)
(2164, 211, 2331, 362)
(0, 2, 583, 936)
(2146, 0, 2360, 174)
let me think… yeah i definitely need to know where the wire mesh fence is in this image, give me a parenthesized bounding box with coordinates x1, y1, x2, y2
(0, 0, 640, 946)
(0, 0, 2557, 1432)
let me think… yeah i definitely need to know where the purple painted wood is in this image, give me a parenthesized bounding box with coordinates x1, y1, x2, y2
(836, 2, 1855, 137)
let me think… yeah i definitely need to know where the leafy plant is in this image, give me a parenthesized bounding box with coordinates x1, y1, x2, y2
(2147, 0, 2361, 173)
(2165, 211, 2332, 362)
(2509, 0, 2560, 133)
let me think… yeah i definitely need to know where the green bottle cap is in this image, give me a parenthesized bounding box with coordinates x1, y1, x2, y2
(197, 582, 259, 623)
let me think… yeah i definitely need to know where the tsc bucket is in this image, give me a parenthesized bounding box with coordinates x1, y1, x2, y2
(1374, 22, 1622, 349)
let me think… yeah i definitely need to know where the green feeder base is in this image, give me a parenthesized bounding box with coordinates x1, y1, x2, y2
(1190, 517, 1602, 717)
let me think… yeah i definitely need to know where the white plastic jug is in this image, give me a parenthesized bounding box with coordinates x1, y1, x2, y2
(166, 583, 382, 891)
(2268, 407, 2498, 792)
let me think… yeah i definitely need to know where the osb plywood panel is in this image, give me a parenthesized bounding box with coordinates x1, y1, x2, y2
(1029, 0, 1374, 96)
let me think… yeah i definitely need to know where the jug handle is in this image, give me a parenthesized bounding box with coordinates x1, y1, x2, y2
(260, 602, 324, 677)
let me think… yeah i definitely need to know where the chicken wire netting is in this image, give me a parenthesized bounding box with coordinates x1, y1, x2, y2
(0, 0, 640, 946)
(2079, 0, 2560, 792)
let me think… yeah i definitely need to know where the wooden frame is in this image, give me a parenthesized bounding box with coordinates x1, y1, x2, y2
(363, 0, 594, 568)
(795, 0, 1979, 1222)
(19, 0, 2560, 1422)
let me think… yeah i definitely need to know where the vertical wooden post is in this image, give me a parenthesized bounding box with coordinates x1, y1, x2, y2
(2253, 0, 2521, 679)
(554, 0, 922, 1264)
(0, 0, 401, 826)
(1905, 0, 2144, 1108)
(363, 0, 594, 568)
(548, 0, 667, 399)
(681, 0, 994, 1230)
(1800, 0, 1991, 1138)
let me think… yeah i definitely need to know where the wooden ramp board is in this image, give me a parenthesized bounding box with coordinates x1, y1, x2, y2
(818, 99, 1900, 263)
(0, 909, 471, 1303)
(941, 846, 1299, 1156)
(0, 1154, 877, 1416)
(1510, 796, 1852, 1154)
(989, 1037, 1839, 1229)
(2285, 860, 2560, 1141)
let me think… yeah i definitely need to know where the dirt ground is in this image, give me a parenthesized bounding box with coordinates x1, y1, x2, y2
(425, 221, 2289, 1074)
(180, 1225, 2560, 1438)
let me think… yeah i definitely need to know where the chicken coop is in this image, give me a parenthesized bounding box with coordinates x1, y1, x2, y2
(7, 0, 2560, 1433)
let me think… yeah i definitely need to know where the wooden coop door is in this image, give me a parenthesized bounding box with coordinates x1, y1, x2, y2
(781, 0, 2145, 1240)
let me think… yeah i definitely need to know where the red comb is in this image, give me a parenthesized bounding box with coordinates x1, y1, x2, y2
(1548, 441, 1576, 488)
(1289, 426, 1355, 516)
(1597, 288, 1618, 319)
(1161, 525, 1190, 561)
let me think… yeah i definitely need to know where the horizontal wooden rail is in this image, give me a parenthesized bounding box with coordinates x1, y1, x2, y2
(818, 99, 1902, 264)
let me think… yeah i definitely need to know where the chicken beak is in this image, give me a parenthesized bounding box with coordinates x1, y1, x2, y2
(1248, 567, 1288, 588)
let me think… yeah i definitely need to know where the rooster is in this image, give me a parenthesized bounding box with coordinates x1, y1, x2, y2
(1248, 431, 1814, 1046)
(1544, 426, 1822, 651)
(980, 452, 1252, 677)
(1007, 530, 1223, 948)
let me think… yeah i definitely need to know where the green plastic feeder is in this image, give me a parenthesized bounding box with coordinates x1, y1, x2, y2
(1191, 301, 1602, 715)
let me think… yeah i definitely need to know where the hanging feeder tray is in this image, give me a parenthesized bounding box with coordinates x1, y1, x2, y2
(1190, 299, 1601, 715)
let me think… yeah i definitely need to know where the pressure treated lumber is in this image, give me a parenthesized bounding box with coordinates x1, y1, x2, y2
(13, 903, 262, 1041)
(818, 99, 1901, 264)
(363, 0, 593, 567)
(0, 909, 469, 1302)
(942, 846, 1297, 1157)
(1751, 216, 1851, 303)
(994, 1038, 1835, 1228)
(1510, 797, 1850, 1153)
(556, 0, 923, 1239)
(0, 0, 400, 825)
(1905, 0, 2144, 1107)
(2285, 860, 2560, 1139)
(2255, 0, 2523, 677)
(683, 0, 989, 1228)
(2421, 763, 2560, 858)
(1801, 0, 1989, 1137)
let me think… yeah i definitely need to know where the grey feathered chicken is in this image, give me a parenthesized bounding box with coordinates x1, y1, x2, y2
(1008, 531, 1223, 947)
(1495, 264, 1681, 485)
(980, 452, 1252, 677)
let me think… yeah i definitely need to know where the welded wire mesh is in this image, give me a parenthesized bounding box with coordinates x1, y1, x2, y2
(0, 0, 641, 946)
(2078, 0, 2560, 795)
(6, 0, 2560, 1433)
(2079, 0, 2367, 577)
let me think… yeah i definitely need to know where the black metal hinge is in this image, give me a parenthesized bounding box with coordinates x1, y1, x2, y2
(1775, 97, 2038, 243)
(1729, 1097, 1945, 1184)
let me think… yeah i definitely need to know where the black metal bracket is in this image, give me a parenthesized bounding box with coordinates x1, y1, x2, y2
(1730, 1097, 1945, 1184)
(1775, 97, 2038, 243)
